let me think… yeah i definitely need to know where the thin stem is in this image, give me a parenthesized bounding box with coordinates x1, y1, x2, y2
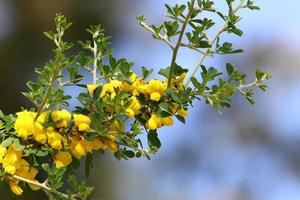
(165, 15, 185, 24)
(185, 0, 246, 86)
(235, 79, 259, 95)
(167, 0, 196, 88)
(35, 71, 57, 121)
(12, 175, 75, 200)
(139, 21, 174, 50)
(92, 37, 98, 85)
(180, 43, 209, 56)
(35, 31, 65, 120)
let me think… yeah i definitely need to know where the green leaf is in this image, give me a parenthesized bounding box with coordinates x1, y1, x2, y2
(124, 150, 135, 158)
(226, 63, 234, 76)
(218, 42, 243, 54)
(13, 138, 25, 150)
(158, 64, 188, 78)
(142, 66, 154, 79)
(1, 137, 14, 147)
(148, 130, 161, 149)
(175, 115, 185, 124)
(164, 21, 179, 37)
(166, 88, 183, 104)
(85, 153, 93, 177)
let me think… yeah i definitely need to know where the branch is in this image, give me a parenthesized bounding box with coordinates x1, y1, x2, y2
(167, 0, 196, 88)
(179, 43, 209, 56)
(185, 0, 246, 86)
(92, 34, 100, 85)
(139, 21, 174, 50)
(12, 175, 75, 200)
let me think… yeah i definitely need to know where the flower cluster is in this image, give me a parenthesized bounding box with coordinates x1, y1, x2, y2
(0, 71, 189, 196)
(2, 109, 120, 195)
(87, 72, 189, 132)
(0, 145, 39, 195)
(0, 4, 270, 197)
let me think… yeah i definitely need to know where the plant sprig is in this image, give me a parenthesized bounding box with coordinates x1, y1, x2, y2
(0, 1, 270, 199)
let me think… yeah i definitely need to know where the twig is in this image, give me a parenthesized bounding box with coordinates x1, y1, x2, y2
(139, 21, 174, 50)
(12, 175, 75, 200)
(185, 0, 246, 86)
(167, 0, 196, 88)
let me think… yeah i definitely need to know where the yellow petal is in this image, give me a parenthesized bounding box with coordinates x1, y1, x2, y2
(148, 115, 158, 130)
(162, 117, 174, 126)
(54, 151, 72, 169)
(9, 182, 23, 195)
(87, 84, 101, 95)
(150, 92, 161, 101)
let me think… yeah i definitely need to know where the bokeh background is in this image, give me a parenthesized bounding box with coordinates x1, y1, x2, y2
(0, 0, 299, 199)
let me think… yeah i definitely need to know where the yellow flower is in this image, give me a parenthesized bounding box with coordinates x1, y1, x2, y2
(70, 138, 86, 159)
(34, 111, 48, 131)
(125, 108, 135, 119)
(147, 79, 166, 101)
(54, 151, 72, 168)
(2, 145, 22, 174)
(125, 96, 141, 118)
(174, 72, 186, 85)
(89, 139, 106, 150)
(135, 84, 148, 95)
(0, 145, 7, 163)
(105, 140, 118, 153)
(33, 131, 47, 144)
(8, 181, 23, 195)
(150, 92, 161, 102)
(162, 116, 174, 126)
(73, 114, 93, 132)
(15, 160, 40, 191)
(120, 82, 133, 93)
(14, 110, 36, 139)
(130, 73, 138, 82)
(51, 109, 71, 128)
(15, 159, 30, 176)
(47, 130, 67, 150)
(147, 114, 163, 130)
(87, 84, 101, 95)
(177, 107, 188, 117)
(100, 80, 122, 98)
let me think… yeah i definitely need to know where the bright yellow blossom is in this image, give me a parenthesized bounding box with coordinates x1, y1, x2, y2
(54, 151, 72, 168)
(34, 111, 48, 131)
(51, 109, 71, 128)
(70, 138, 86, 159)
(147, 114, 163, 130)
(2, 145, 22, 174)
(14, 160, 40, 191)
(162, 116, 174, 126)
(147, 79, 166, 101)
(100, 80, 122, 98)
(73, 114, 93, 132)
(105, 140, 118, 153)
(177, 107, 188, 117)
(125, 96, 141, 118)
(47, 130, 67, 150)
(150, 92, 161, 102)
(87, 84, 101, 95)
(89, 139, 106, 150)
(33, 131, 47, 144)
(14, 111, 36, 139)
(8, 181, 23, 195)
